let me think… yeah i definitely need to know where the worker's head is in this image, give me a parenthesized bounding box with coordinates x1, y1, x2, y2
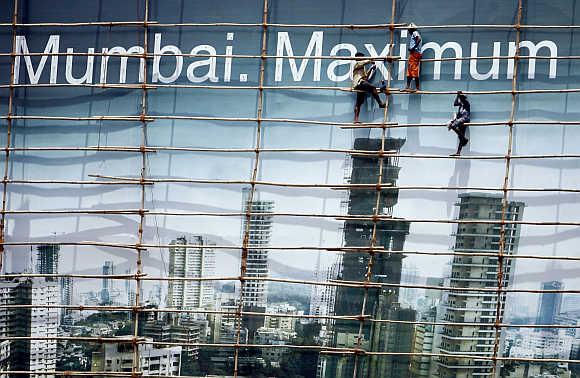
(355, 52, 365, 58)
(456, 91, 468, 104)
(408, 22, 418, 32)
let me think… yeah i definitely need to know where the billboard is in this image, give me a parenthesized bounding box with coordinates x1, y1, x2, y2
(1, 0, 579, 376)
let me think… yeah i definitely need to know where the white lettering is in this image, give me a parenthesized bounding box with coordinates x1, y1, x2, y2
(507, 40, 558, 79)
(364, 43, 392, 80)
(422, 41, 463, 80)
(14, 35, 60, 84)
(326, 43, 356, 82)
(99, 46, 144, 84)
(398, 30, 408, 80)
(187, 45, 218, 83)
(153, 33, 183, 84)
(224, 33, 234, 82)
(65, 48, 95, 84)
(275, 31, 323, 82)
(470, 42, 501, 80)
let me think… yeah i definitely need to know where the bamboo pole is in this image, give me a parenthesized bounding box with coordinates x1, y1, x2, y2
(492, 2, 522, 374)
(0, 0, 19, 274)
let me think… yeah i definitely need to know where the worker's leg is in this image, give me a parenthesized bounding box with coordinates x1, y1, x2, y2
(359, 81, 385, 108)
(451, 121, 469, 155)
(414, 77, 421, 91)
(354, 92, 365, 123)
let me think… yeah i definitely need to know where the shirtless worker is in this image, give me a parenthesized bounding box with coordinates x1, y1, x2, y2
(352, 52, 386, 123)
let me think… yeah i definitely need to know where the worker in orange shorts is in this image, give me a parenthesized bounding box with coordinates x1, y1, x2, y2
(404, 22, 422, 92)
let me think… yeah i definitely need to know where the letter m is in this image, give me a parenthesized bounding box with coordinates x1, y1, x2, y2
(14, 35, 60, 84)
(421, 41, 463, 80)
(508, 40, 557, 79)
(275, 31, 323, 82)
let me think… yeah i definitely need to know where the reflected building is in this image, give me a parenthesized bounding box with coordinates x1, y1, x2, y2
(60, 277, 73, 326)
(240, 189, 274, 341)
(240, 188, 274, 309)
(438, 193, 524, 378)
(167, 235, 216, 310)
(325, 137, 413, 378)
(536, 281, 563, 327)
(36, 244, 59, 281)
(0, 278, 59, 377)
(411, 306, 439, 377)
(91, 338, 181, 376)
(100, 261, 114, 305)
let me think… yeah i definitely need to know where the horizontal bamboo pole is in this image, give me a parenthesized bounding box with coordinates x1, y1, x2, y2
(4, 145, 580, 162)
(0, 51, 568, 62)
(4, 84, 580, 97)
(4, 241, 580, 263)
(0, 272, 575, 294)
(1, 301, 576, 330)
(0, 21, 578, 29)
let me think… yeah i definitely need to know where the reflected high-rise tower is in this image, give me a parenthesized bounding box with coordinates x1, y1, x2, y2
(167, 235, 216, 310)
(240, 188, 274, 309)
(325, 138, 413, 378)
(536, 281, 563, 327)
(240, 189, 274, 341)
(36, 244, 59, 281)
(438, 194, 524, 378)
(100, 261, 114, 305)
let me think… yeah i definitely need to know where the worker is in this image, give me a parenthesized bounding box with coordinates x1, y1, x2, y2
(404, 22, 422, 92)
(352, 52, 386, 123)
(447, 91, 471, 156)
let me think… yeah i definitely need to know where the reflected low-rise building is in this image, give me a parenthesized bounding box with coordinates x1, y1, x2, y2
(91, 338, 181, 376)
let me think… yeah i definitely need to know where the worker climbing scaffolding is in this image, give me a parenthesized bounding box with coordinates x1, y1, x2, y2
(352, 52, 386, 123)
(447, 91, 471, 156)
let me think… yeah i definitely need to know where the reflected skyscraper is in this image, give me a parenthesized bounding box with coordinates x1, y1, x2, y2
(60, 277, 73, 326)
(240, 189, 274, 309)
(536, 281, 563, 327)
(167, 235, 216, 310)
(36, 244, 59, 281)
(438, 193, 524, 378)
(325, 137, 413, 378)
(100, 261, 114, 305)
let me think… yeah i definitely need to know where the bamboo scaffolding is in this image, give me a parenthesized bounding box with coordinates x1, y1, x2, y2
(8, 114, 580, 130)
(4, 84, 580, 97)
(0, 0, 18, 274)
(492, 2, 523, 374)
(6, 240, 580, 264)
(130, 0, 150, 375)
(6, 144, 580, 162)
(352, 2, 397, 373)
(0, 302, 573, 332)
(0, 272, 578, 295)
(2, 1, 580, 375)
(233, 1, 269, 375)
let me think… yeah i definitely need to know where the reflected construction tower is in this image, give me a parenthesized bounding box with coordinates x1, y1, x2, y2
(325, 138, 413, 378)
(438, 193, 524, 378)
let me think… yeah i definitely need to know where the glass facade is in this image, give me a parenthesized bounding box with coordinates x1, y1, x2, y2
(1, 0, 580, 377)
